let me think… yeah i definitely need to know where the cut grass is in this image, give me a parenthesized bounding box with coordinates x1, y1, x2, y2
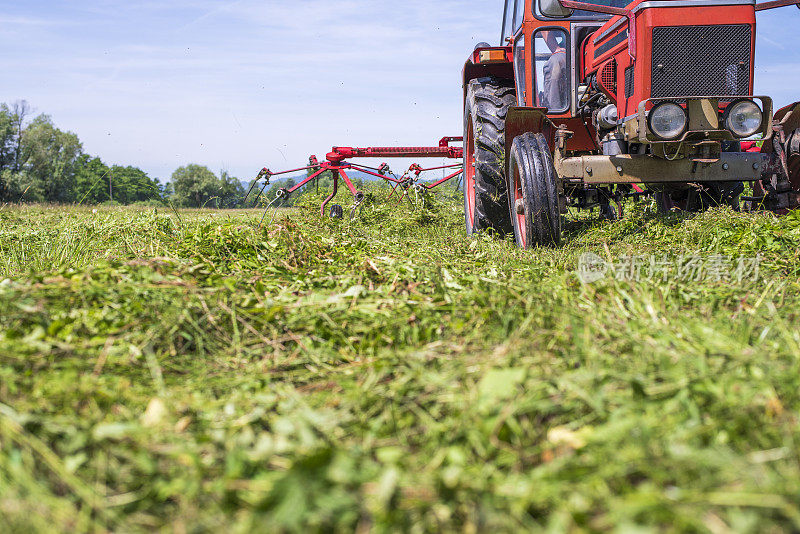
(1, 193, 800, 532)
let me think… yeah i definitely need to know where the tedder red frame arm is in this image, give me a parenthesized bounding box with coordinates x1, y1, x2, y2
(754, 0, 800, 10)
(247, 137, 465, 219)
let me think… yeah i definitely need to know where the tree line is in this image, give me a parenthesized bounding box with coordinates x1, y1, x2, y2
(0, 100, 246, 208)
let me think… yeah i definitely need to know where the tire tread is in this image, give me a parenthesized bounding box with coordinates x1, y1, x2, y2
(509, 132, 562, 247)
(465, 77, 516, 234)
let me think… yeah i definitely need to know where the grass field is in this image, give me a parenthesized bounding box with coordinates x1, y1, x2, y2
(2, 191, 800, 532)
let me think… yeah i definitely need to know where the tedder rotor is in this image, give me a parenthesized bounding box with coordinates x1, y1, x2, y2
(246, 137, 464, 221)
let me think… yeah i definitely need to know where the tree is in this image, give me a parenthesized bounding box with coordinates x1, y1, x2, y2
(74, 155, 110, 204)
(109, 165, 162, 204)
(0, 105, 14, 197)
(11, 100, 31, 173)
(5, 169, 42, 202)
(0, 101, 33, 200)
(20, 114, 82, 203)
(171, 164, 221, 208)
(0, 99, 165, 205)
(218, 170, 245, 208)
(160, 179, 173, 199)
(71, 157, 163, 205)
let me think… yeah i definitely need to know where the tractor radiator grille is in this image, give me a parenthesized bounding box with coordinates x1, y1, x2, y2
(624, 66, 634, 98)
(600, 60, 617, 93)
(651, 24, 752, 98)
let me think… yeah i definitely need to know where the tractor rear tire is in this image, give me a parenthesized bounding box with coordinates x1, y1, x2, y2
(508, 133, 562, 248)
(464, 76, 516, 236)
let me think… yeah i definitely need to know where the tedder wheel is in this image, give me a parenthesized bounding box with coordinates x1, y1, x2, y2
(463, 76, 515, 236)
(507, 132, 562, 248)
(329, 204, 344, 219)
(656, 141, 744, 213)
(656, 183, 744, 213)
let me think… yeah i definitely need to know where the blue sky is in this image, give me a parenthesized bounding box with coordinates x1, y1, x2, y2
(0, 1, 798, 182)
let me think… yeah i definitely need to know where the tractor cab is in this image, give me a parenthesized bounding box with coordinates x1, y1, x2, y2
(500, 0, 629, 118)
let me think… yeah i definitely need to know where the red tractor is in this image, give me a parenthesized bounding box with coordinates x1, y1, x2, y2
(463, 0, 800, 247)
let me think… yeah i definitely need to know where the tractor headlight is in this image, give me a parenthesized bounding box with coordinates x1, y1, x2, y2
(724, 99, 763, 138)
(648, 102, 688, 140)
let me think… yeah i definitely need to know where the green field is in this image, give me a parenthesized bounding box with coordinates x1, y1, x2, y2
(2, 193, 800, 532)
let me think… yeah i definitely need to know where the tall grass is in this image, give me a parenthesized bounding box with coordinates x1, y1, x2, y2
(1, 194, 799, 532)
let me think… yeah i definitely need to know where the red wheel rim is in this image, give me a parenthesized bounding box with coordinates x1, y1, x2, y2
(512, 158, 527, 248)
(465, 116, 476, 229)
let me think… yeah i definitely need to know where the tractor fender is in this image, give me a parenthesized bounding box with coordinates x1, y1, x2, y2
(463, 59, 514, 90)
(462, 57, 514, 113)
(762, 101, 800, 154)
(762, 101, 800, 190)
(790, 129, 800, 157)
(504, 107, 551, 177)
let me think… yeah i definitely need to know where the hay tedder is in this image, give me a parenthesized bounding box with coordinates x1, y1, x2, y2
(246, 138, 465, 219)
(249, 0, 800, 248)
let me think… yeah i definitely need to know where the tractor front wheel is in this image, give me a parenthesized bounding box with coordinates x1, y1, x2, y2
(508, 133, 562, 248)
